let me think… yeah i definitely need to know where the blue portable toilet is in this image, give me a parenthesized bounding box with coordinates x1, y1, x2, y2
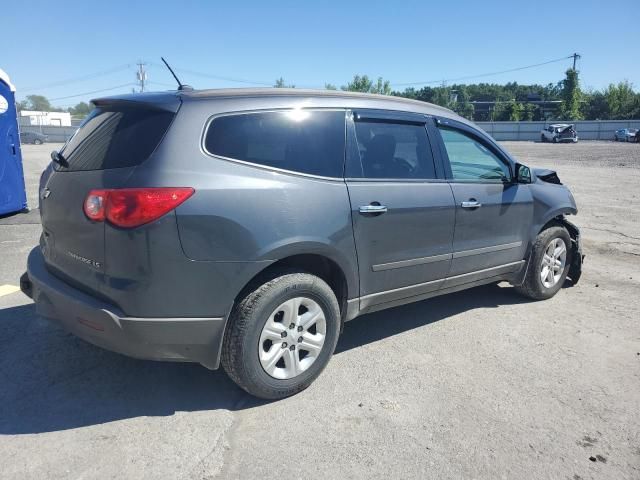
(0, 68, 28, 215)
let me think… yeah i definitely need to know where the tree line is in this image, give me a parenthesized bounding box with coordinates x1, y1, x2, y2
(18, 69, 640, 121)
(17, 95, 93, 117)
(277, 70, 640, 121)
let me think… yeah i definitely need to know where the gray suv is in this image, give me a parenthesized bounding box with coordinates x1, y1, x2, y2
(21, 89, 583, 399)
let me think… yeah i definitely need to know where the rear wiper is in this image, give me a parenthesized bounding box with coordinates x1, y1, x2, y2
(50, 150, 68, 168)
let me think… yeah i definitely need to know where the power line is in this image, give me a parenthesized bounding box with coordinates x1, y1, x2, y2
(21, 64, 133, 92)
(391, 55, 576, 87)
(49, 83, 137, 101)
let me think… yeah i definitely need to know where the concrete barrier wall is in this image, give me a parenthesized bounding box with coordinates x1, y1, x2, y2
(477, 120, 640, 141)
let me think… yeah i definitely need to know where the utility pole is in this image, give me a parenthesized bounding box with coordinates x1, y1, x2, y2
(571, 52, 581, 70)
(136, 62, 147, 92)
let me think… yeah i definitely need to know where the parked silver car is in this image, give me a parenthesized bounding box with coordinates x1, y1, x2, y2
(614, 128, 638, 142)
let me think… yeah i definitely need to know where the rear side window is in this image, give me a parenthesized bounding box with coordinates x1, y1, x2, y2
(204, 110, 345, 177)
(351, 120, 437, 179)
(58, 107, 174, 171)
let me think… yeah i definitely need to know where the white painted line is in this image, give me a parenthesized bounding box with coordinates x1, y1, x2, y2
(0, 285, 21, 297)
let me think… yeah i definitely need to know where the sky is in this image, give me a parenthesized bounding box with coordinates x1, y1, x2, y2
(2, 0, 638, 108)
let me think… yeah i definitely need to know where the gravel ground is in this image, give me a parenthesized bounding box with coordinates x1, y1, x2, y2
(1, 141, 639, 480)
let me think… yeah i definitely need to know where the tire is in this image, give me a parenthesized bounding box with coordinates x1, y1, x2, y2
(515, 225, 572, 300)
(553, 136, 558, 143)
(221, 271, 341, 399)
(34, 139, 42, 145)
(541, 135, 546, 143)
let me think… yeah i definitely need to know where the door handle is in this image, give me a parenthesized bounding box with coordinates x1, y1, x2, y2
(461, 200, 482, 209)
(359, 204, 388, 215)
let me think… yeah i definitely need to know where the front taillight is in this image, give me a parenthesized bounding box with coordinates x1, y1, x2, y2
(84, 188, 194, 228)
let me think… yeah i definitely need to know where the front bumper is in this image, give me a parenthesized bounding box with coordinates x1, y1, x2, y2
(22, 247, 225, 369)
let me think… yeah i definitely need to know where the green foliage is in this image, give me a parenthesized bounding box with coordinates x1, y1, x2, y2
(491, 102, 508, 121)
(68, 101, 93, 116)
(581, 90, 607, 119)
(274, 77, 295, 88)
(342, 75, 391, 95)
(324, 83, 337, 90)
(523, 103, 537, 121)
(451, 86, 475, 120)
(604, 81, 640, 119)
(453, 101, 474, 120)
(431, 86, 453, 108)
(21, 94, 54, 111)
(506, 100, 524, 121)
(558, 69, 582, 120)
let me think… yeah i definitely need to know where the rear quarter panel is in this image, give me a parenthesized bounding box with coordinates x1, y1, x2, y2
(125, 99, 359, 301)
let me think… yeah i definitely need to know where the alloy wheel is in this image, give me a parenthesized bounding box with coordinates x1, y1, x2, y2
(258, 297, 327, 379)
(540, 237, 567, 288)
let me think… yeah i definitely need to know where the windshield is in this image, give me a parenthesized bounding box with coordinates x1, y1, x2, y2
(57, 106, 174, 171)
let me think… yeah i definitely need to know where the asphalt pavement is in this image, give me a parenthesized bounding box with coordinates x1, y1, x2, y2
(1, 142, 639, 479)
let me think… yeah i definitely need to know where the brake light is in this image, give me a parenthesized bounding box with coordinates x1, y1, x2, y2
(84, 188, 194, 228)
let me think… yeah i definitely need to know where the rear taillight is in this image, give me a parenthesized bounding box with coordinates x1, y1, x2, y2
(84, 188, 194, 228)
(84, 189, 109, 221)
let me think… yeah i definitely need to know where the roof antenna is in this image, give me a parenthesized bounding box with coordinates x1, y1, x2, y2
(161, 57, 193, 91)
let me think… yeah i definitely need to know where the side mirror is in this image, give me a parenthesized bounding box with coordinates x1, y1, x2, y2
(515, 163, 532, 184)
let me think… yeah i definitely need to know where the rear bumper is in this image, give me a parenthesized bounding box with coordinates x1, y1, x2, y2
(22, 247, 225, 369)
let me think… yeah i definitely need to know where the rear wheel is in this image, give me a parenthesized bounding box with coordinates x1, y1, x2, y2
(221, 271, 340, 399)
(515, 225, 571, 300)
(34, 139, 43, 145)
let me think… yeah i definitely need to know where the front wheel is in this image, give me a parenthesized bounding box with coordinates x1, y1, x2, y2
(515, 225, 572, 300)
(33, 139, 43, 145)
(221, 271, 340, 399)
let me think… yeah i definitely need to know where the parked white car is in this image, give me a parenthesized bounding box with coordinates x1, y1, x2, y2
(614, 128, 638, 142)
(541, 124, 578, 143)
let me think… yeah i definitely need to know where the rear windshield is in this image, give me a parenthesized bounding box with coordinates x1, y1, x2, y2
(57, 107, 174, 171)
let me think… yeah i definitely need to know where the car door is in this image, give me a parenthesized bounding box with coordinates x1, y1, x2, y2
(345, 110, 456, 311)
(432, 117, 533, 286)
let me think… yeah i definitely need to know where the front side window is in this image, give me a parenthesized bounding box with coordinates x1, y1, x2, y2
(204, 110, 345, 178)
(438, 127, 510, 182)
(351, 120, 437, 179)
